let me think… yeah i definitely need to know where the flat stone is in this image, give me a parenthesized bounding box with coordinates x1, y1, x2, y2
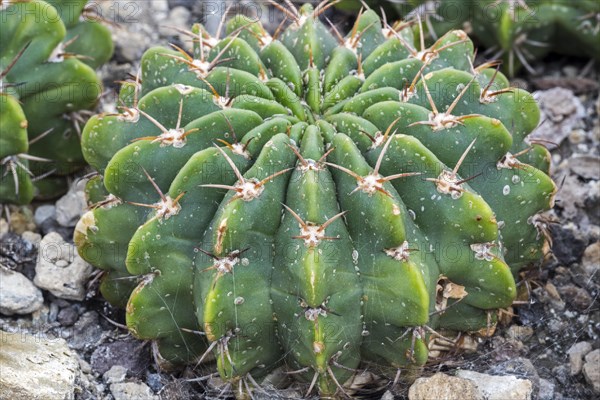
(34, 232, 92, 300)
(486, 358, 539, 393)
(0, 269, 44, 315)
(408, 373, 482, 400)
(457, 370, 533, 400)
(0, 330, 80, 400)
(583, 349, 600, 393)
(568, 342, 592, 375)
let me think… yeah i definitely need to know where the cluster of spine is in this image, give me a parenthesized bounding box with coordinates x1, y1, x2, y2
(0, 0, 112, 204)
(392, 0, 600, 76)
(75, 2, 555, 397)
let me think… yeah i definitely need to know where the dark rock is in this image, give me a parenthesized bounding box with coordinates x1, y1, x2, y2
(0, 231, 38, 273)
(552, 365, 570, 386)
(557, 284, 593, 311)
(145, 372, 164, 392)
(38, 217, 73, 240)
(90, 338, 151, 377)
(550, 225, 587, 265)
(57, 306, 79, 327)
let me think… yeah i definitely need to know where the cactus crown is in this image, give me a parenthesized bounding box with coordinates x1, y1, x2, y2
(77, 2, 556, 397)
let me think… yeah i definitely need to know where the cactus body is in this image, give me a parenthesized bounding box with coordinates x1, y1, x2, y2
(76, 3, 555, 397)
(0, 0, 113, 204)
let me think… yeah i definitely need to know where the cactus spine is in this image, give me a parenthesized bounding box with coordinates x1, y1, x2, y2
(75, 3, 555, 397)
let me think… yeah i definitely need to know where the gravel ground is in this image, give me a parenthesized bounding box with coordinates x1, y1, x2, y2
(1, 2, 598, 399)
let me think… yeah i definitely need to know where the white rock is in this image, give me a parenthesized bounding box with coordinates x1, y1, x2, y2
(21, 230, 42, 245)
(34, 232, 92, 300)
(55, 180, 87, 227)
(409, 373, 482, 400)
(0, 330, 80, 400)
(0, 269, 44, 315)
(456, 370, 533, 400)
(110, 382, 158, 400)
(381, 390, 395, 400)
(0, 218, 9, 238)
(34, 205, 56, 225)
(567, 341, 592, 375)
(583, 349, 600, 393)
(582, 242, 600, 278)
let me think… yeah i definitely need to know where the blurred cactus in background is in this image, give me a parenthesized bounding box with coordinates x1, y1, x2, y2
(0, 0, 113, 204)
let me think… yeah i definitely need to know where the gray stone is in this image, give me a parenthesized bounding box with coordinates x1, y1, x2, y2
(538, 379, 555, 400)
(158, 6, 191, 39)
(104, 365, 128, 384)
(567, 341, 592, 375)
(0, 330, 80, 400)
(583, 349, 600, 393)
(569, 155, 600, 180)
(457, 370, 533, 400)
(34, 232, 92, 300)
(69, 311, 104, 351)
(55, 180, 87, 227)
(34, 205, 56, 225)
(532, 88, 585, 145)
(110, 382, 158, 400)
(408, 373, 483, 400)
(0, 269, 44, 315)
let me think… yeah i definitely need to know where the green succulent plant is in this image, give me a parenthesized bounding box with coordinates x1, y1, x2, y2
(75, 2, 555, 397)
(394, 0, 600, 76)
(0, 0, 113, 204)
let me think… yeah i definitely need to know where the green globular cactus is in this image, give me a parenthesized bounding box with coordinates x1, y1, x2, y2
(0, 0, 113, 204)
(395, 0, 600, 76)
(75, 2, 555, 397)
